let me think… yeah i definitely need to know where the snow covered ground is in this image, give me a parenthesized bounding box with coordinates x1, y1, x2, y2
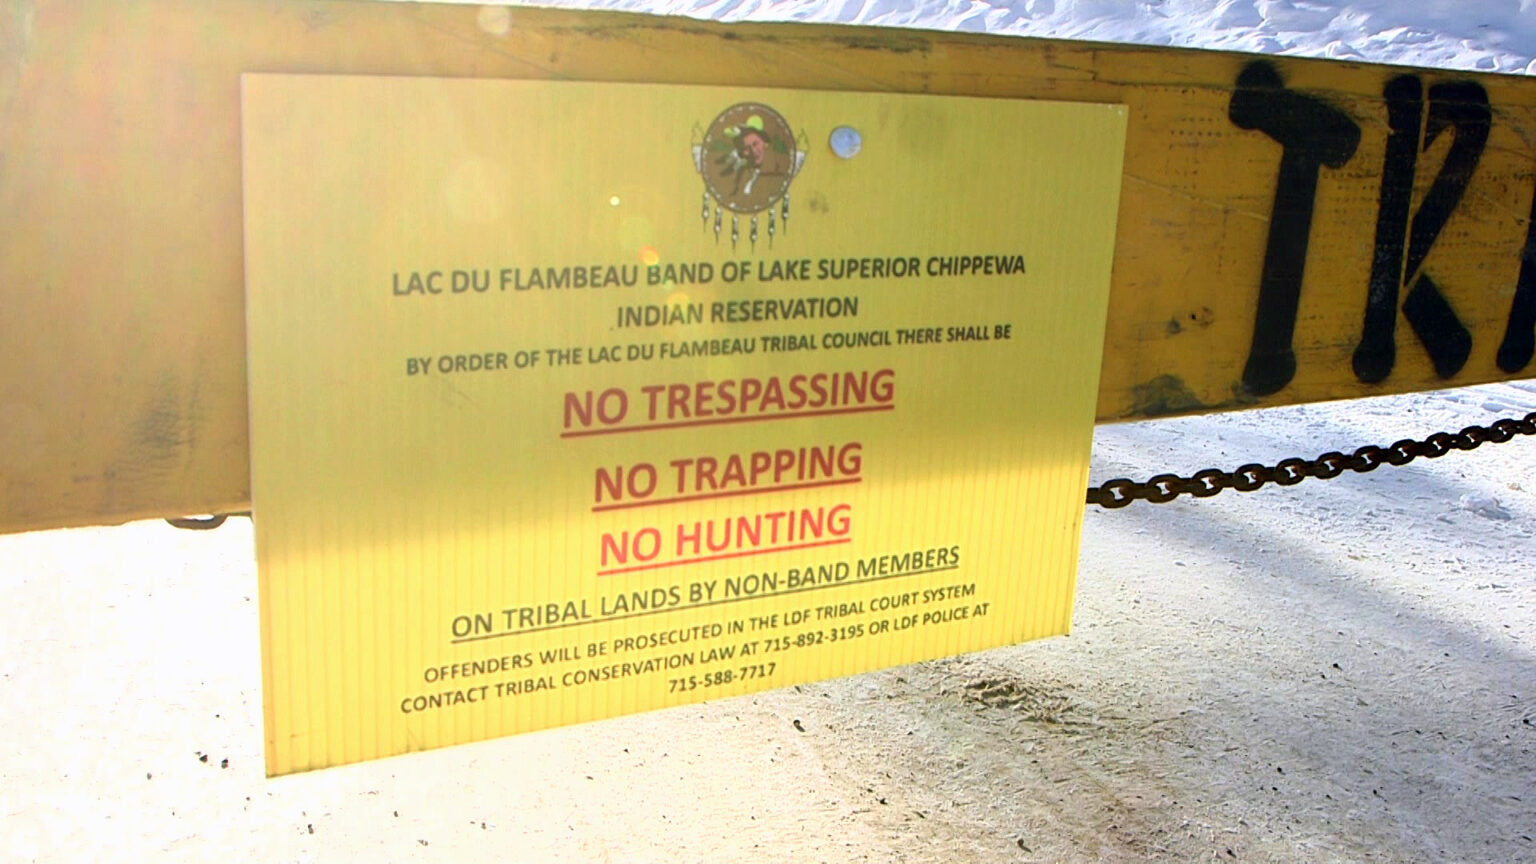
(510, 0, 1536, 72)
(2, 1, 1534, 862)
(4, 389, 1531, 862)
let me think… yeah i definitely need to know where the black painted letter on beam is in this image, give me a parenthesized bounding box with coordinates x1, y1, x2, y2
(1499, 186, 1536, 372)
(1355, 79, 1484, 382)
(1229, 61, 1361, 396)
(1354, 75, 1423, 383)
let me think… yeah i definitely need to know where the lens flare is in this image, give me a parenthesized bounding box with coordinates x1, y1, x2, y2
(639, 245, 660, 266)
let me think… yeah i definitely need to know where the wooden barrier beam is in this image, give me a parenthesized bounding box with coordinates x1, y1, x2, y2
(2, 0, 1534, 533)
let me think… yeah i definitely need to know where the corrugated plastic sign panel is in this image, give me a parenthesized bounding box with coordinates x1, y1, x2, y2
(242, 74, 1126, 775)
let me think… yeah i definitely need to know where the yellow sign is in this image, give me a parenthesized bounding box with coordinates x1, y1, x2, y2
(242, 74, 1126, 775)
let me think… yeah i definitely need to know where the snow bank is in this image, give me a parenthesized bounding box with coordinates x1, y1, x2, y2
(490, 0, 1536, 72)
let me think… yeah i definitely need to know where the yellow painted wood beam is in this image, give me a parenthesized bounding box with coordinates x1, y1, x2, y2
(2, 0, 1534, 533)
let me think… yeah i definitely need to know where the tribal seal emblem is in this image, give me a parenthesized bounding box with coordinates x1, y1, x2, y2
(692, 103, 807, 250)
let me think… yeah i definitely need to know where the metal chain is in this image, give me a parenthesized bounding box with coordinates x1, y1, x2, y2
(166, 514, 231, 530)
(1087, 411, 1536, 509)
(164, 413, 1536, 524)
(165, 511, 250, 530)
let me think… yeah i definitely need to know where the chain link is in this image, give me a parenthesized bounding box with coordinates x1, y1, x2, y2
(1087, 410, 1536, 509)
